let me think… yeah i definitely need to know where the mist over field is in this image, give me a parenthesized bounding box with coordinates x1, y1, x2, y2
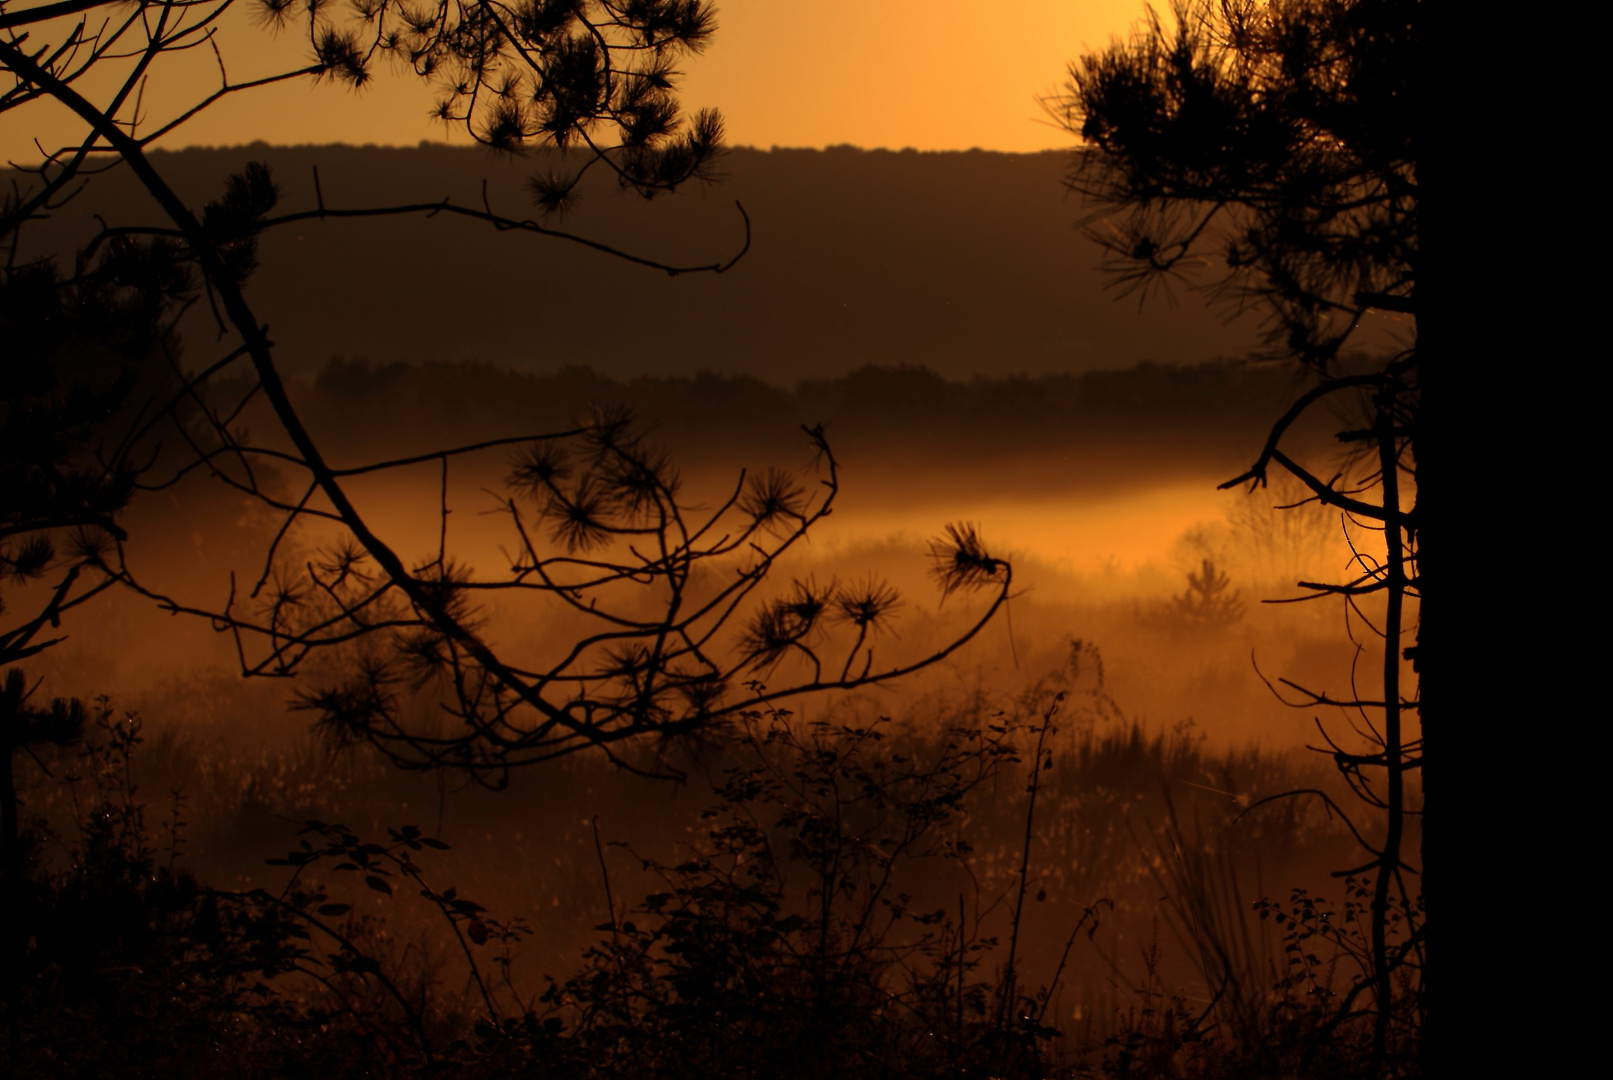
(26, 354, 1362, 740)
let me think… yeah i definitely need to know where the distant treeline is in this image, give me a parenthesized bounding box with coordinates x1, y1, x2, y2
(277, 357, 1330, 497)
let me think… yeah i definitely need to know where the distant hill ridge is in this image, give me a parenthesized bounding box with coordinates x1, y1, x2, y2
(7, 143, 1324, 382)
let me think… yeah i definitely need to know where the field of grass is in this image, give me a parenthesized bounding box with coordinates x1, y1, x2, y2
(8, 619, 1418, 1077)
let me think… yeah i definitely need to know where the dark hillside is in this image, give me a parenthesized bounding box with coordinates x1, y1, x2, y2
(0, 144, 1382, 381)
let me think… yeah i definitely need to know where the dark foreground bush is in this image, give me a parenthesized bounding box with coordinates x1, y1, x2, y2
(2, 695, 1418, 1078)
(3, 704, 306, 1077)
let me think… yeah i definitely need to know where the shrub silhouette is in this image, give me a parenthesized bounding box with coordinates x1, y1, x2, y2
(4, 705, 305, 1077)
(1143, 558, 1245, 637)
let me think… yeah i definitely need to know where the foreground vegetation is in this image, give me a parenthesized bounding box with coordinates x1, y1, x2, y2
(4, 643, 1419, 1077)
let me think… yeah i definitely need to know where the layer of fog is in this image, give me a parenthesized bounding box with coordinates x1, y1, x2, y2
(25, 364, 1377, 751)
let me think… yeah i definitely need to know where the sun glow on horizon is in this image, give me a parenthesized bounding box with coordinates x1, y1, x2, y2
(2, 0, 1146, 164)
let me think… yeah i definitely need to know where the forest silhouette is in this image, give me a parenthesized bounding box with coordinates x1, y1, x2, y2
(289, 356, 1325, 489)
(0, 0, 1474, 1075)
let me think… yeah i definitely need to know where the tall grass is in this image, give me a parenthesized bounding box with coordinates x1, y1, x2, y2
(5, 643, 1407, 1077)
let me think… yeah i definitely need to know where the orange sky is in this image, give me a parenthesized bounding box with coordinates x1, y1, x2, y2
(4, 1, 1146, 163)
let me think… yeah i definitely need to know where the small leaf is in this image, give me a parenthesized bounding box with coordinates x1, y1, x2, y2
(365, 875, 393, 895)
(466, 920, 489, 945)
(318, 903, 352, 917)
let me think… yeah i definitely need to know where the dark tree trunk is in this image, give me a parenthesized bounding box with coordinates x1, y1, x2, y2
(1416, 36, 1468, 1080)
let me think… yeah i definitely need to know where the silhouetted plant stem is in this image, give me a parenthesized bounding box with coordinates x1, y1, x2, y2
(1373, 389, 1408, 1070)
(590, 813, 649, 1073)
(400, 854, 501, 1024)
(957, 892, 967, 1067)
(999, 692, 1061, 1032)
(591, 816, 621, 949)
(1036, 899, 1111, 1030)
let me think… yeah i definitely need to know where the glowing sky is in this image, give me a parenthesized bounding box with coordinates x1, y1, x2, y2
(4, 0, 1146, 162)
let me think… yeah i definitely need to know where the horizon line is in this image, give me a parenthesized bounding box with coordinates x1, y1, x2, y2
(135, 140, 1079, 157)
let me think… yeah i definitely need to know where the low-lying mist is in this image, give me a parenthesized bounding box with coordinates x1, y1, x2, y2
(30, 356, 1372, 747)
(11, 356, 1410, 1072)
